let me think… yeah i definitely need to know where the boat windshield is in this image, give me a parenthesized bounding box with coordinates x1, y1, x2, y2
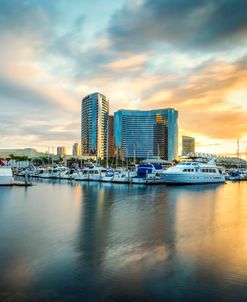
(178, 162, 191, 166)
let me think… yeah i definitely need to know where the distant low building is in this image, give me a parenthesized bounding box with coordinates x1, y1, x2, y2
(57, 146, 67, 157)
(0, 148, 47, 159)
(72, 143, 80, 157)
(182, 136, 195, 156)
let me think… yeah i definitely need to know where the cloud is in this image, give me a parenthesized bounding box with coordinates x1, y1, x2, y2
(105, 54, 148, 72)
(108, 0, 247, 52)
(0, 75, 80, 149)
(0, 116, 80, 150)
(141, 55, 247, 139)
(0, 0, 246, 153)
(0, 0, 56, 43)
(0, 1, 83, 149)
(0, 76, 57, 111)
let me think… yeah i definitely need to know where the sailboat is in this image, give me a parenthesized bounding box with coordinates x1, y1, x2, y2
(228, 140, 247, 181)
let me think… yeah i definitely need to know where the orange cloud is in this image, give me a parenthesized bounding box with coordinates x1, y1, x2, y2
(143, 58, 247, 140)
(105, 54, 148, 71)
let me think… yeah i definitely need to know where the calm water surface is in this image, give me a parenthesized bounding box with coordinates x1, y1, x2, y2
(0, 180, 247, 301)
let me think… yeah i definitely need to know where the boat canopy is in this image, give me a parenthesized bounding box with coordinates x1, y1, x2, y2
(137, 164, 154, 176)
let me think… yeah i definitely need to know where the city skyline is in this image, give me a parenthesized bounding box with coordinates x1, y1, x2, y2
(0, 0, 247, 155)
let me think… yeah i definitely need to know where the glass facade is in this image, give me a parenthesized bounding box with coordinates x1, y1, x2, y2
(57, 146, 67, 157)
(72, 143, 80, 157)
(114, 109, 178, 161)
(81, 93, 109, 159)
(108, 115, 115, 158)
(182, 135, 195, 155)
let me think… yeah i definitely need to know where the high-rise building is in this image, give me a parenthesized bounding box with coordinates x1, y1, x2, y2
(81, 92, 109, 159)
(114, 109, 178, 161)
(72, 143, 80, 157)
(182, 136, 195, 155)
(108, 115, 115, 158)
(57, 146, 67, 157)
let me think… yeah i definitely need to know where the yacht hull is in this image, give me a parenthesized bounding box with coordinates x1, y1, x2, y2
(0, 167, 14, 185)
(0, 176, 14, 185)
(132, 177, 165, 185)
(163, 173, 225, 185)
(39, 174, 52, 179)
(132, 178, 147, 184)
(74, 175, 89, 181)
(100, 177, 113, 182)
(112, 178, 130, 184)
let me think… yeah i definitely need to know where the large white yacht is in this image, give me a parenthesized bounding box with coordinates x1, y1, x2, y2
(162, 158, 225, 185)
(0, 165, 14, 185)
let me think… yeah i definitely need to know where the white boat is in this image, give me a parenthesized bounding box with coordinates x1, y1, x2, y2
(132, 164, 165, 184)
(111, 169, 136, 183)
(63, 168, 79, 180)
(39, 169, 52, 178)
(74, 164, 107, 181)
(33, 167, 46, 177)
(58, 167, 71, 179)
(73, 169, 87, 181)
(100, 170, 115, 182)
(240, 170, 247, 180)
(0, 166, 14, 185)
(89, 166, 107, 181)
(18, 164, 37, 177)
(39, 166, 55, 178)
(111, 171, 129, 183)
(39, 165, 68, 179)
(162, 158, 225, 185)
(49, 166, 64, 179)
(228, 169, 247, 181)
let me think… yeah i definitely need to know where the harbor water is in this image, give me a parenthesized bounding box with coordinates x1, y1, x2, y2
(0, 179, 247, 301)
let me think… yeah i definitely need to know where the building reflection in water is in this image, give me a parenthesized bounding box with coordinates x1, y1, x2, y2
(75, 183, 181, 299)
(1, 180, 247, 301)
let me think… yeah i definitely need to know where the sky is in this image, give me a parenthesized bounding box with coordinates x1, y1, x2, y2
(0, 0, 247, 156)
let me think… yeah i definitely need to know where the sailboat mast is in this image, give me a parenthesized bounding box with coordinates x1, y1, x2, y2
(48, 146, 50, 165)
(116, 148, 118, 169)
(52, 147, 54, 166)
(237, 139, 240, 168)
(134, 144, 136, 165)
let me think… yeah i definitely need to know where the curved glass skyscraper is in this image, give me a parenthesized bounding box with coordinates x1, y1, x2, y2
(114, 109, 178, 161)
(81, 92, 109, 159)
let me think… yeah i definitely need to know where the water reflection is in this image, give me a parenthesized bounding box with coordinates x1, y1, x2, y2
(0, 180, 247, 301)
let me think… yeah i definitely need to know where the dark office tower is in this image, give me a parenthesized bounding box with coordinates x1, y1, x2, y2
(108, 115, 115, 158)
(182, 136, 195, 156)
